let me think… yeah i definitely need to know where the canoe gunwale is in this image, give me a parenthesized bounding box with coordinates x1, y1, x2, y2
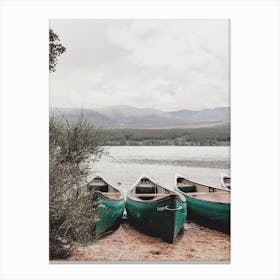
(97, 191, 125, 202)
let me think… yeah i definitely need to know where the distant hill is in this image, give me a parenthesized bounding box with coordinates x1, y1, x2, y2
(169, 107, 230, 123)
(50, 106, 230, 129)
(50, 107, 116, 127)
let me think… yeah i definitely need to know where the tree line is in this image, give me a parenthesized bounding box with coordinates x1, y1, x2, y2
(105, 127, 230, 146)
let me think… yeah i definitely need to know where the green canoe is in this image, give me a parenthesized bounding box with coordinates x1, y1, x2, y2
(87, 176, 125, 239)
(174, 174, 230, 232)
(126, 175, 186, 243)
(221, 174, 231, 190)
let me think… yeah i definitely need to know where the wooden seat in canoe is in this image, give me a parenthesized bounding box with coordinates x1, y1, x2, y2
(188, 191, 230, 203)
(130, 193, 171, 197)
(96, 191, 122, 199)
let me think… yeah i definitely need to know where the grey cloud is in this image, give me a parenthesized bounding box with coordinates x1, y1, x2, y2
(50, 19, 229, 111)
(154, 84, 178, 96)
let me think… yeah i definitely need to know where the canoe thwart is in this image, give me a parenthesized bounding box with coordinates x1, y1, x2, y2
(177, 184, 196, 193)
(130, 193, 171, 197)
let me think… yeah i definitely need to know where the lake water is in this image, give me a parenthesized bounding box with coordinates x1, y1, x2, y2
(90, 146, 230, 194)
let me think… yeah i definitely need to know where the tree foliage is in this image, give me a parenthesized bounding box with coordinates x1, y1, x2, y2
(49, 28, 66, 72)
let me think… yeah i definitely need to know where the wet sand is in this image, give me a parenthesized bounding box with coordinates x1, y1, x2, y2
(67, 221, 230, 262)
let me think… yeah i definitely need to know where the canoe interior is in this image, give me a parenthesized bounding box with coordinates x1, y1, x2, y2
(176, 177, 230, 203)
(221, 176, 231, 190)
(187, 192, 230, 203)
(129, 177, 177, 201)
(223, 177, 230, 184)
(87, 176, 123, 200)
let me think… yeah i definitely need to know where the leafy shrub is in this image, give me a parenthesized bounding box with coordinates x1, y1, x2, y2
(49, 114, 107, 259)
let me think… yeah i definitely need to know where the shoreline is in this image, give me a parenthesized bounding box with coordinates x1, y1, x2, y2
(63, 221, 230, 262)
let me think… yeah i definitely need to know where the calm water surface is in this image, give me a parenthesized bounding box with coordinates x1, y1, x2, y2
(90, 146, 230, 194)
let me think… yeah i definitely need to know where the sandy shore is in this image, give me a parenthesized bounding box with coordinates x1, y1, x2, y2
(67, 221, 230, 262)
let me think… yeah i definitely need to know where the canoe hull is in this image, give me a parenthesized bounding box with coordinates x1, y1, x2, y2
(175, 175, 230, 232)
(176, 190, 230, 232)
(95, 193, 125, 239)
(186, 195, 230, 226)
(126, 195, 186, 243)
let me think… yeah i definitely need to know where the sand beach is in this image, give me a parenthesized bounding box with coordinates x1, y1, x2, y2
(67, 221, 230, 262)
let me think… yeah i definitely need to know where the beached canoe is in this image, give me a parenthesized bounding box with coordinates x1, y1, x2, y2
(87, 176, 125, 239)
(174, 174, 230, 231)
(220, 174, 231, 190)
(126, 175, 186, 243)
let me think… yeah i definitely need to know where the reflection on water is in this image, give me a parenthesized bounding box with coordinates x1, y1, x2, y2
(89, 146, 230, 194)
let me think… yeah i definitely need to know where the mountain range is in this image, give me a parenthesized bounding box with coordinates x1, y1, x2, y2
(50, 105, 230, 129)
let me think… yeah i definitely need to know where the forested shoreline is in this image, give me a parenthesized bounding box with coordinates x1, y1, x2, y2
(105, 126, 230, 146)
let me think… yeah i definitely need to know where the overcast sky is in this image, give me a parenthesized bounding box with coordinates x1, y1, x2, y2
(50, 19, 229, 111)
